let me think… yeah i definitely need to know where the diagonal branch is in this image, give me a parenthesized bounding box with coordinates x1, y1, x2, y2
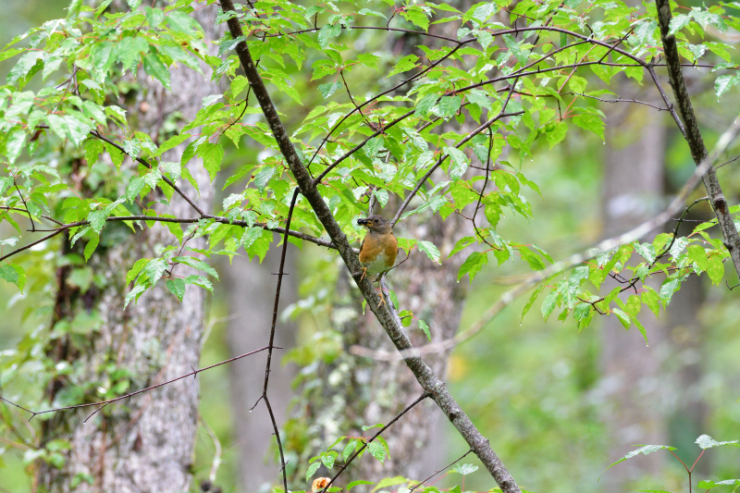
(655, 0, 740, 280)
(219, 1, 522, 491)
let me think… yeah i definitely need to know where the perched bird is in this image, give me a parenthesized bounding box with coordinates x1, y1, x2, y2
(357, 215, 398, 288)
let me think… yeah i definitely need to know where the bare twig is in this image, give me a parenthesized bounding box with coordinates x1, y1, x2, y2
(320, 392, 430, 493)
(408, 449, 474, 493)
(0, 346, 273, 421)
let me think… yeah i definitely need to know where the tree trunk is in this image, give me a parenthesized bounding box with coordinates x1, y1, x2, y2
(37, 5, 219, 492)
(223, 243, 297, 491)
(600, 88, 669, 491)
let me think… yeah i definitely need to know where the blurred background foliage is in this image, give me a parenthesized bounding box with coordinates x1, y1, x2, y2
(2, 0, 740, 492)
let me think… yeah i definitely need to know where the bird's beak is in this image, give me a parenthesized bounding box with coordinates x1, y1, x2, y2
(357, 218, 369, 226)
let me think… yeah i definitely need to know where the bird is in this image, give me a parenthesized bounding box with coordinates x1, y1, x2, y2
(357, 215, 398, 306)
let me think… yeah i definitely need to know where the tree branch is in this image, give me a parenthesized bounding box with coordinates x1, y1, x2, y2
(655, 0, 740, 280)
(219, 1, 522, 491)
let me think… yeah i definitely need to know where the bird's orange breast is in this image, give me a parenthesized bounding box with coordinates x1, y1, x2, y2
(360, 232, 398, 274)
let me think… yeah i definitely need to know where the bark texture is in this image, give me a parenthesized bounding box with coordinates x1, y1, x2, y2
(37, 5, 219, 492)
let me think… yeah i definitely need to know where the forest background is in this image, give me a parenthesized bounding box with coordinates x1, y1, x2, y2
(0, 0, 739, 492)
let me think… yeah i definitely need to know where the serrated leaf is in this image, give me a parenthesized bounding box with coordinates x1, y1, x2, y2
(367, 441, 385, 464)
(199, 142, 224, 182)
(173, 256, 219, 279)
(305, 461, 321, 482)
(697, 479, 740, 489)
(522, 284, 544, 321)
(145, 258, 168, 286)
(166, 278, 186, 302)
(541, 291, 558, 321)
(253, 166, 275, 193)
(457, 251, 488, 282)
(445, 147, 469, 180)
(612, 307, 631, 329)
(342, 440, 357, 462)
(418, 240, 441, 264)
(695, 434, 739, 450)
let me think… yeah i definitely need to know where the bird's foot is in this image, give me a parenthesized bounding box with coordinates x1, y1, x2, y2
(375, 286, 388, 307)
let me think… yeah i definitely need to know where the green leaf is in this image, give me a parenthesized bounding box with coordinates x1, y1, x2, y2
(126, 258, 149, 284)
(318, 81, 341, 99)
(347, 480, 374, 491)
(253, 166, 275, 193)
(457, 251, 488, 282)
(7, 51, 43, 86)
(367, 441, 385, 464)
(400, 6, 430, 31)
(124, 284, 147, 308)
(318, 22, 342, 48)
(145, 258, 168, 286)
(388, 54, 418, 77)
(612, 307, 631, 329)
(320, 453, 335, 469)
(143, 51, 171, 89)
(0, 264, 25, 291)
(519, 246, 545, 271)
(602, 445, 675, 475)
(87, 209, 108, 234)
(522, 284, 545, 321)
(342, 440, 357, 462)
(437, 95, 462, 118)
(541, 291, 558, 321)
(449, 236, 476, 258)
(445, 147, 469, 180)
(416, 93, 438, 118)
(706, 254, 724, 285)
(305, 461, 320, 482)
(84, 236, 99, 261)
(697, 479, 740, 489)
(695, 435, 739, 450)
(418, 320, 431, 341)
(503, 34, 529, 64)
(418, 240, 441, 264)
(166, 279, 186, 302)
(641, 287, 662, 318)
(573, 109, 605, 140)
(199, 142, 224, 182)
(173, 256, 219, 279)
(371, 476, 406, 492)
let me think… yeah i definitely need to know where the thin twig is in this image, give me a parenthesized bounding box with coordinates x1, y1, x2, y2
(0, 346, 272, 421)
(320, 392, 430, 493)
(408, 449, 474, 493)
(257, 188, 300, 492)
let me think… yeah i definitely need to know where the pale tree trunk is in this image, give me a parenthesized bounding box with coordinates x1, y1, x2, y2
(37, 4, 219, 492)
(288, 0, 489, 484)
(223, 243, 297, 491)
(600, 88, 669, 491)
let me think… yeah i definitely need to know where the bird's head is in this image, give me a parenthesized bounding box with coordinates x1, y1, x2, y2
(357, 215, 393, 234)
